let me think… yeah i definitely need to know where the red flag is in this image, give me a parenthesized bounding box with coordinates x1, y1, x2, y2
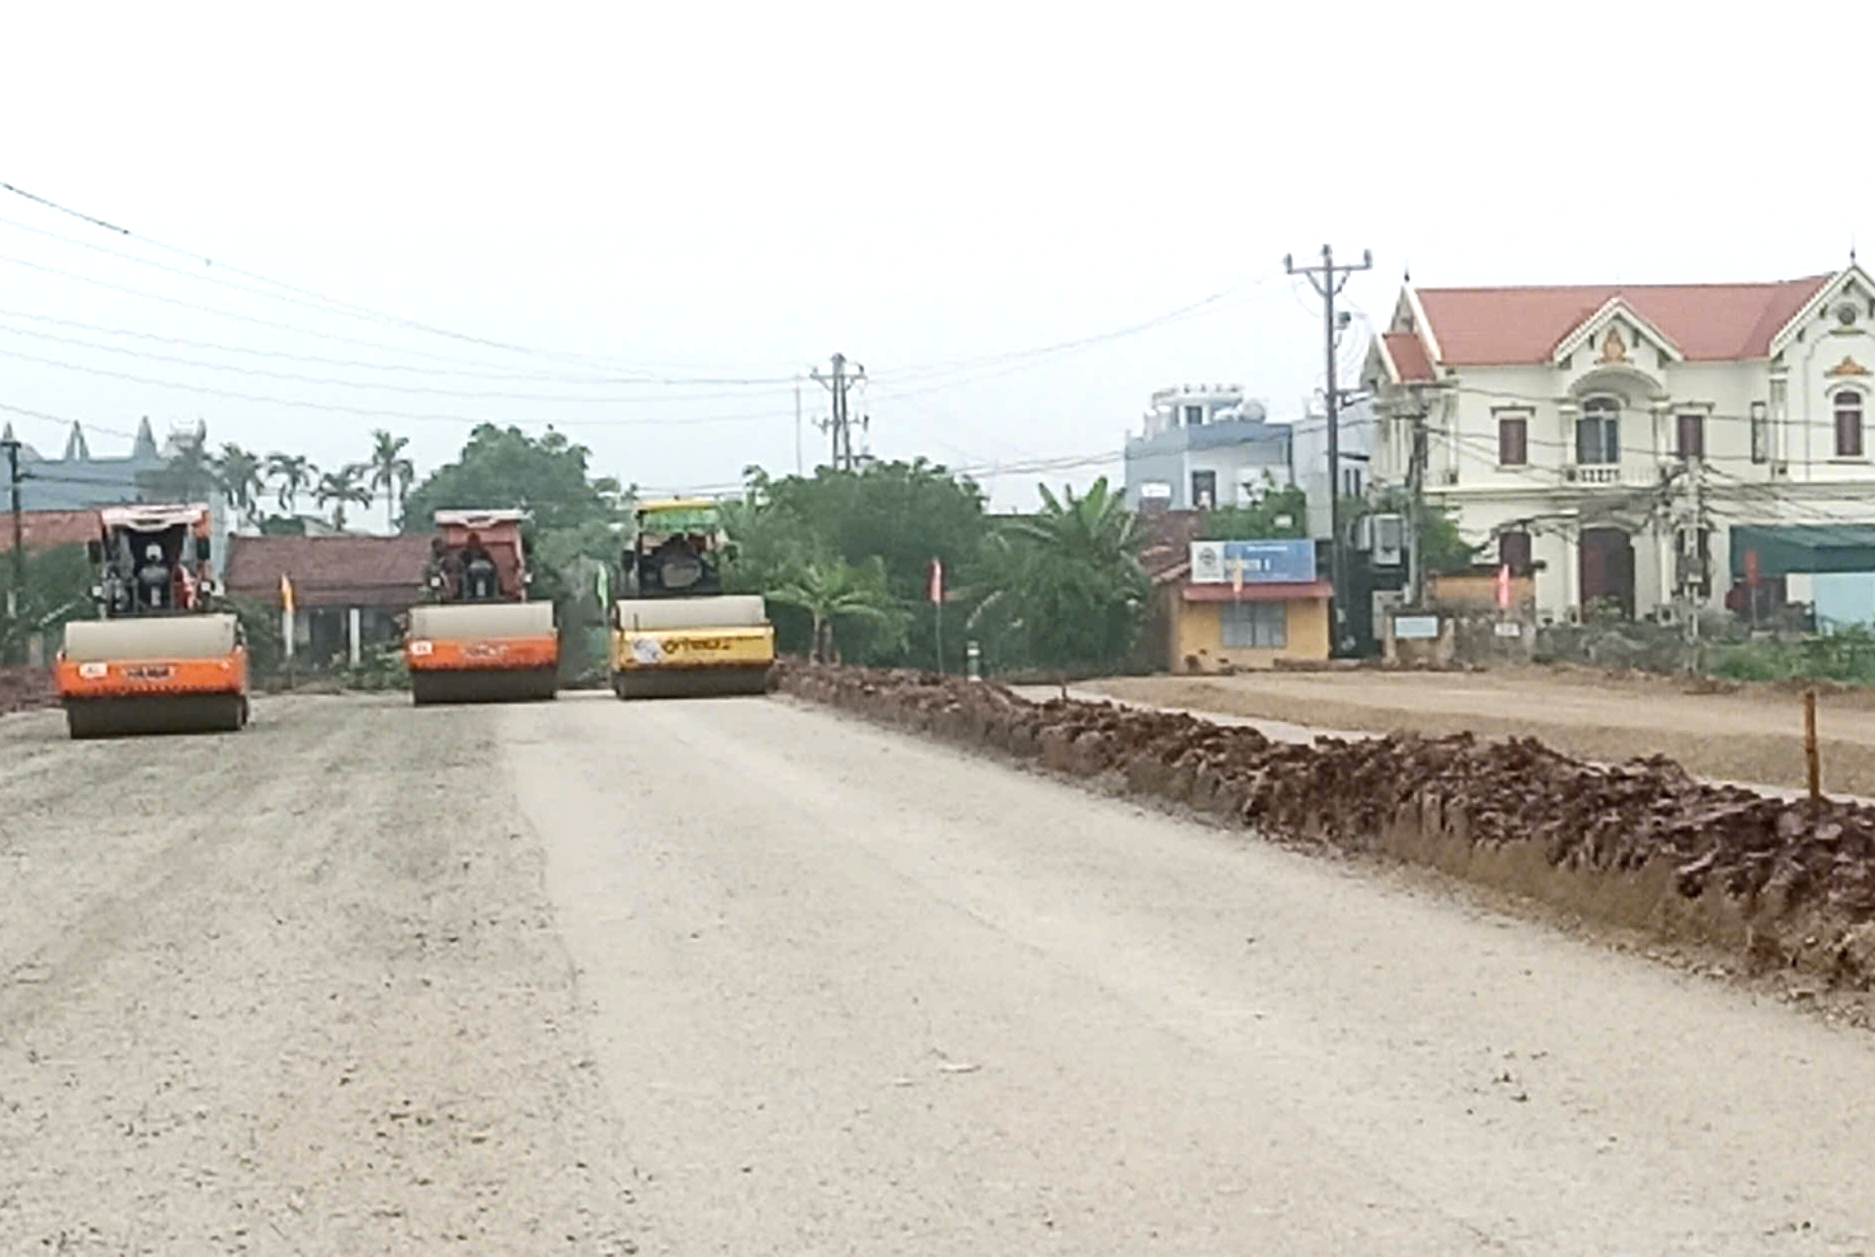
(1495, 563, 1512, 610)
(928, 557, 943, 604)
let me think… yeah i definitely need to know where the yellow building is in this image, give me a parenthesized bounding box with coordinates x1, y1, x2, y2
(1158, 538, 1333, 673)
(1169, 580, 1333, 672)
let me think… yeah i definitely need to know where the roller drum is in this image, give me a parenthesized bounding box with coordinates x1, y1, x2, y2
(63, 614, 238, 662)
(612, 596, 767, 631)
(410, 601, 555, 640)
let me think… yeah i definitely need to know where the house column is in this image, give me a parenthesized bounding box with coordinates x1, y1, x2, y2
(348, 607, 362, 667)
(1562, 523, 1581, 617)
(1558, 400, 1580, 464)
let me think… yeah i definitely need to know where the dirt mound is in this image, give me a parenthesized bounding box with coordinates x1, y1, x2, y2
(774, 661, 1875, 990)
(0, 666, 54, 716)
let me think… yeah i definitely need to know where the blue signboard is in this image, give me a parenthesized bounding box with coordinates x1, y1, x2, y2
(1189, 539, 1316, 585)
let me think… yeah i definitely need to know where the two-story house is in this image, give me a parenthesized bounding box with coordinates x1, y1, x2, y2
(1364, 264, 1875, 623)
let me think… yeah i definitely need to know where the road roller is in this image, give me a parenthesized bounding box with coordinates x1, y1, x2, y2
(608, 497, 774, 699)
(404, 509, 558, 705)
(54, 503, 249, 739)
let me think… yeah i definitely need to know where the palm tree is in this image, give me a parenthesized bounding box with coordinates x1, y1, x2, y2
(267, 452, 318, 515)
(766, 559, 906, 663)
(365, 429, 415, 531)
(977, 476, 1148, 679)
(314, 464, 374, 531)
(213, 443, 266, 529)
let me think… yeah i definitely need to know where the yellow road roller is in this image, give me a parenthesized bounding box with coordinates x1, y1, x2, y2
(609, 498, 774, 698)
(54, 503, 249, 739)
(404, 509, 559, 705)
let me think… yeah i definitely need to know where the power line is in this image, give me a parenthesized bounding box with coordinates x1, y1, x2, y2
(0, 348, 801, 429)
(0, 319, 803, 404)
(0, 181, 768, 376)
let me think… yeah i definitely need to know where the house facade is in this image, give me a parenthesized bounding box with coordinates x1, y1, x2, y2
(1124, 384, 1292, 511)
(1364, 265, 1875, 624)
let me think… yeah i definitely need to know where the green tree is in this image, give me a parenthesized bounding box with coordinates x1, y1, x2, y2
(314, 464, 373, 530)
(365, 429, 415, 531)
(1200, 474, 1309, 540)
(766, 558, 907, 663)
(400, 424, 621, 534)
(0, 544, 93, 662)
(731, 459, 989, 667)
(213, 443, 267, 529)
(973, 476, 1148, 674)
(267, 452, 318, 515)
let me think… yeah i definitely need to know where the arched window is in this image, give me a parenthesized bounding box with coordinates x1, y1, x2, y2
(1835, 390, 1864, 458)
(1576, 397, 1620, 465)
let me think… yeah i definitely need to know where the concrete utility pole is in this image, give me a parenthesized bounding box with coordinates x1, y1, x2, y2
(1405, 404, 1430, 608)
(810, 354, 868, 472)
(1680, 455, 1705, 670)
(1286, 245, 1372, 652)
(4, 435, 23, 635)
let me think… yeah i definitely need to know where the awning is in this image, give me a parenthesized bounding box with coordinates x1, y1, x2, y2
(1730, 524, 1875, 579)
(1181, 580, 1333, 604)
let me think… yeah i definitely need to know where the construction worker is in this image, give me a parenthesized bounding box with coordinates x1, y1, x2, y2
(135, 544, 171, 611)
(461, 531, 497, 601)
(423, 536, 462, 602)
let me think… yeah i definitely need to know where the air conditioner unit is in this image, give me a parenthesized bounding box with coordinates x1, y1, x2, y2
(1371, 513, 1405, 567)
(1351, 515, 1374, 552)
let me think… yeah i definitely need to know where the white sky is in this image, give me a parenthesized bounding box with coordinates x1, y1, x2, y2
(3, 1, 1867, 518)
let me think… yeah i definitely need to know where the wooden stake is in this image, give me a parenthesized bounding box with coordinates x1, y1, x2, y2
(1804, 689, 1821, 806)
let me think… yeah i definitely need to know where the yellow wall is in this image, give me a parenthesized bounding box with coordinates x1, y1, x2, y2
(1169, 596, 1331, 672)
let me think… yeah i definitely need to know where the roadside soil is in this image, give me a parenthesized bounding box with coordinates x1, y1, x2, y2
(1084, 666, 1875, 796)
(0, 695, 639, 1254)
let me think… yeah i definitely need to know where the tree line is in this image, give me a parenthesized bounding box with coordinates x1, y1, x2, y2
(143, 428, 417, 533)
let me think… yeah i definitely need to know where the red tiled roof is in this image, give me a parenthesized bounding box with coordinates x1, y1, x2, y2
(1182, 580, 1333, 603)
(0, 510, 99, 554)
(1416, 276, 1831, 364)
(1381, 331, 1436, 382)
(223, 534, 434, 608)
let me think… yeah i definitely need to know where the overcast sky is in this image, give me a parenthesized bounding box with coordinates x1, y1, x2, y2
(3, 2, 1866, 519)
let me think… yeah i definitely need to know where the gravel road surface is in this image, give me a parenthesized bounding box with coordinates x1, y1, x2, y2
(4, 690, 1874, 1254)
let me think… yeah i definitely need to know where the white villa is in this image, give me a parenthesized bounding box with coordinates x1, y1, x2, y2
(1364, 263, 1875, 626)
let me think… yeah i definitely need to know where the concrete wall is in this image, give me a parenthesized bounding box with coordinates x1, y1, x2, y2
(1169, 597, 1330, 672)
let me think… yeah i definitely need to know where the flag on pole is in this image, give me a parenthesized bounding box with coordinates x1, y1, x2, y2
(928, 557, 944, 604)
(281, 572, 295, 615)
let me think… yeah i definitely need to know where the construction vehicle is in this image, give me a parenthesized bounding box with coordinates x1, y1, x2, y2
(54, 503, 249, 739)
(404, 509, 558, 705)
(608, 497, 774, 698)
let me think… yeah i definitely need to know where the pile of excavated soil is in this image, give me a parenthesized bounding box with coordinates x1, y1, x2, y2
(1084, 671, 1875, 797)
(0, 666, 53, 716)
(775, 662, 1875, 990)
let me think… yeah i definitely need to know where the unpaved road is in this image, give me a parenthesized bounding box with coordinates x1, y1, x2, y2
(5, 692, 1875, 1253)
(1087, 669, 1875, 796)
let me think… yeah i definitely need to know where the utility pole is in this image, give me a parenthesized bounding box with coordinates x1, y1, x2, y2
(793, 376, 804, 475)
(1680, 455, 1704, 671)
(3, 434, 23, 659)
(1286, 245, 1372, 653)
(810, 353, 867, 472)
(1405, 402, 1429, 607)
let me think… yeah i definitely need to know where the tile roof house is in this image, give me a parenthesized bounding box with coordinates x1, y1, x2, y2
(222, 533, 434, 669)
(0, 510, 102, 555)
(222, 534, 433, 609)
(1363, 264, 1875, 626)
